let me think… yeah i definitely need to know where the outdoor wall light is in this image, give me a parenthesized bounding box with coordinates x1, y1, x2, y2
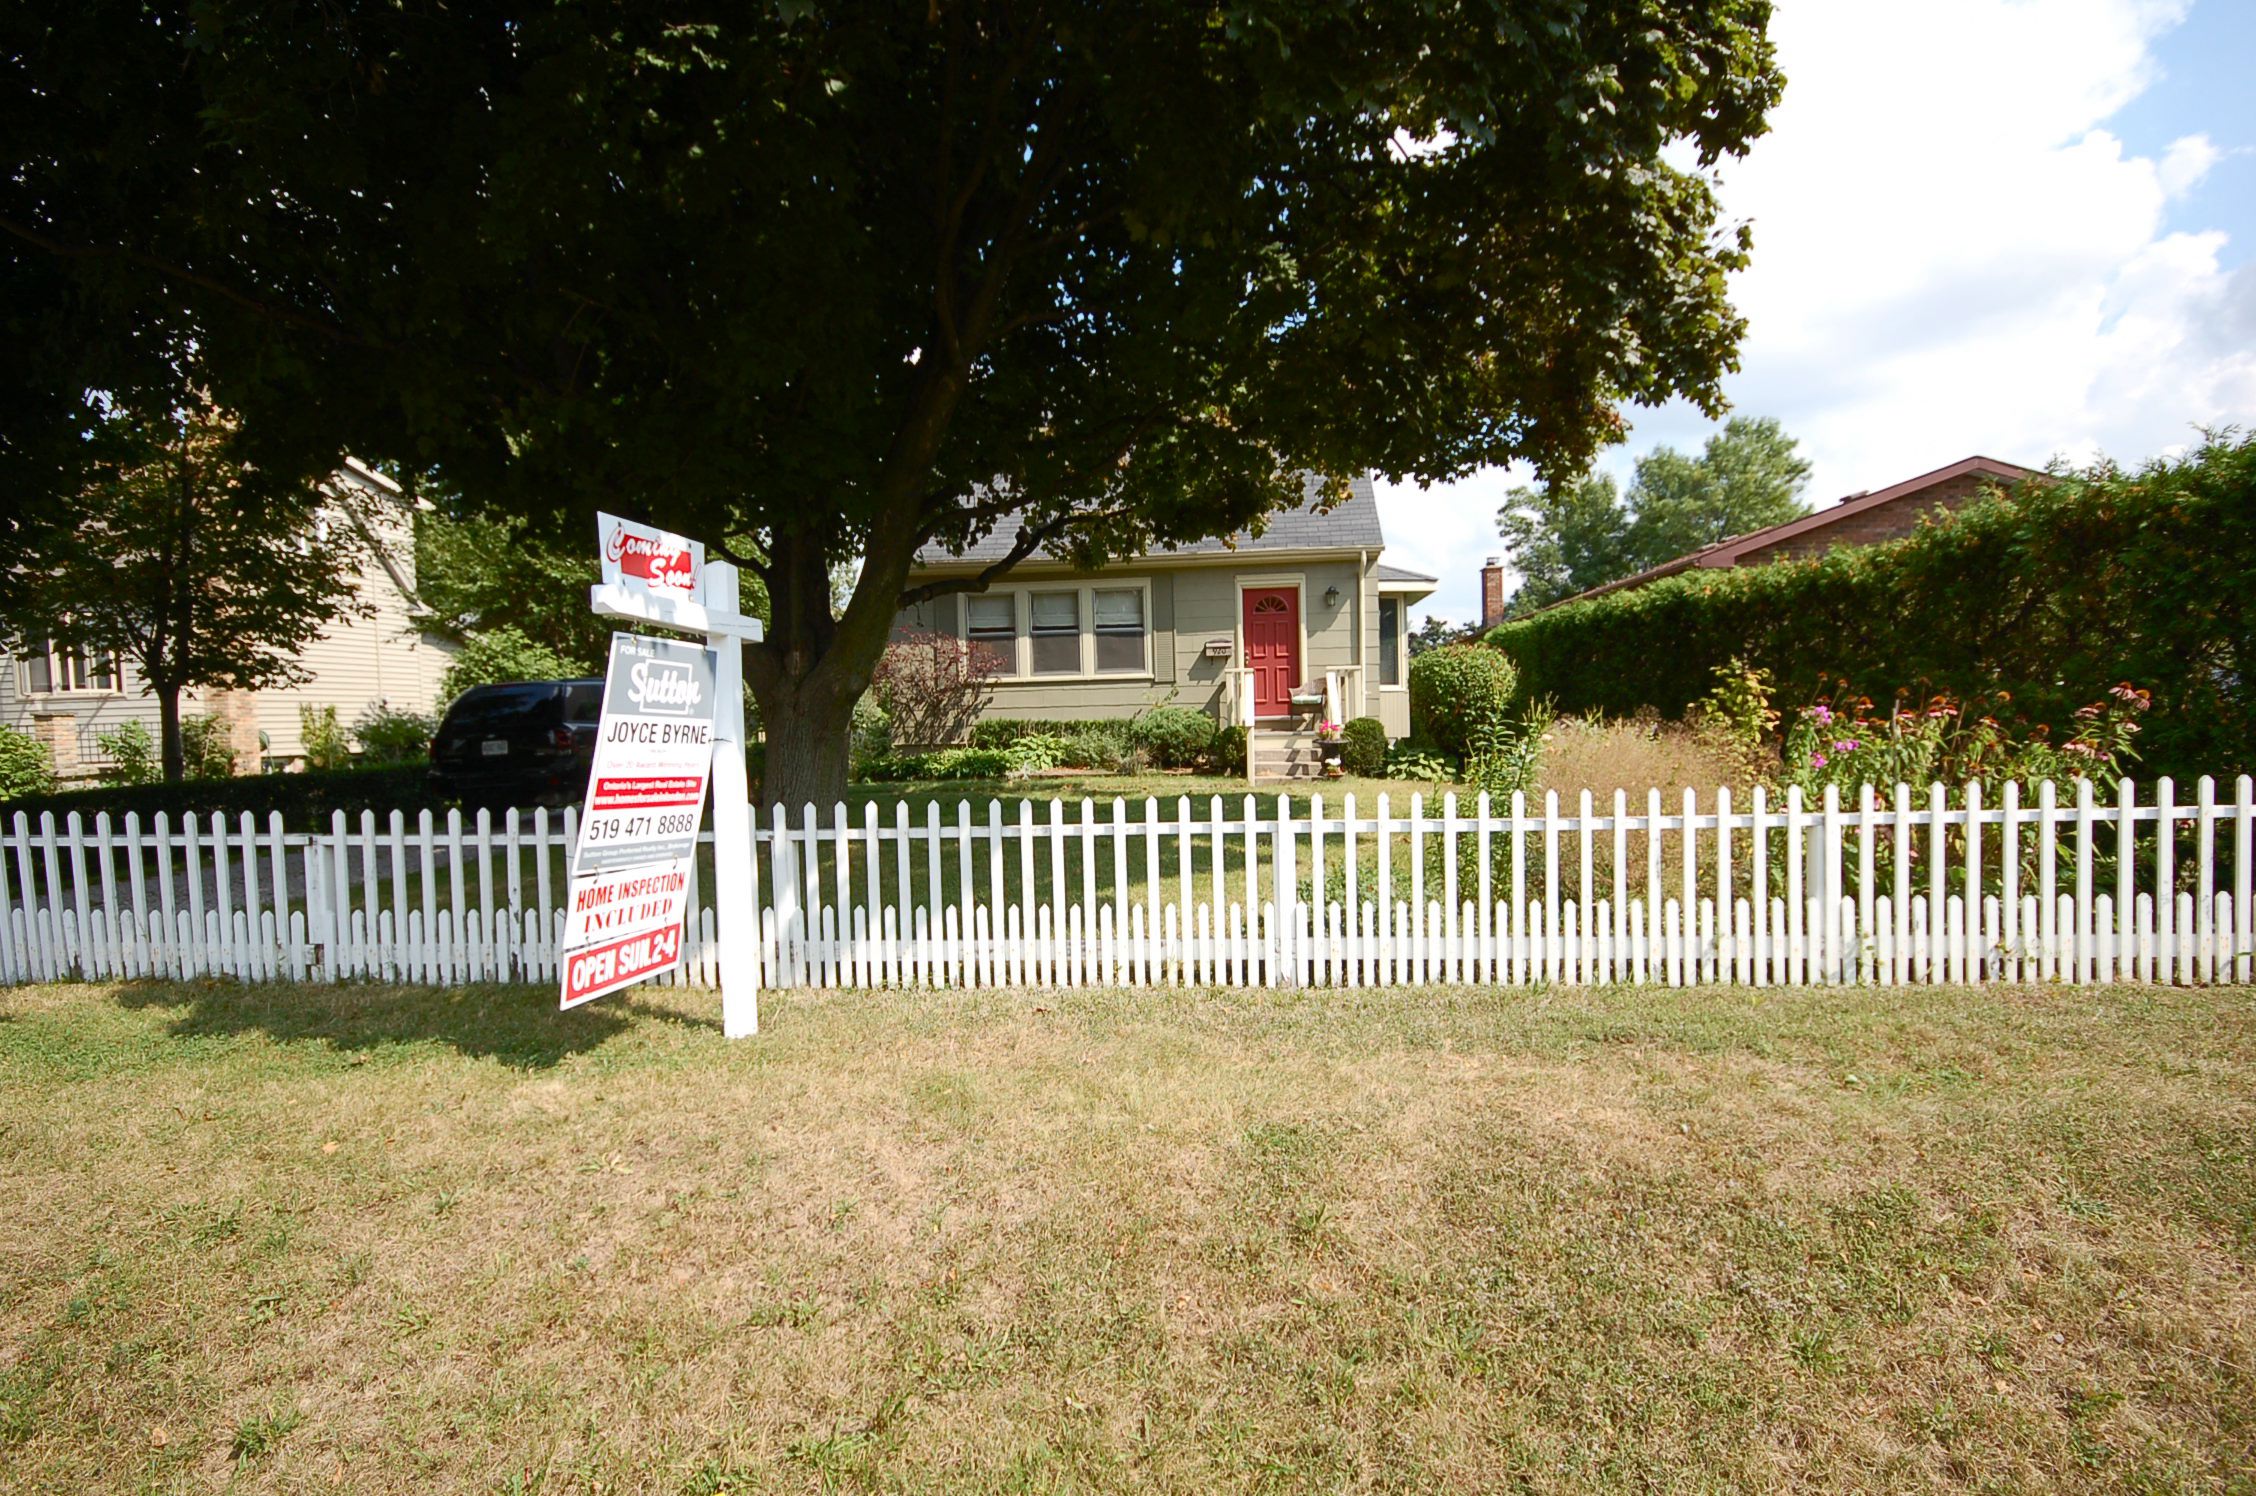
(1323, 585, 1341, 607)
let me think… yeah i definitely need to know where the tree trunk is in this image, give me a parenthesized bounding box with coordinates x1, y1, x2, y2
(754, 670, 862, 812)
(744, 527, 918, 812)
(156, 682, 185, 784)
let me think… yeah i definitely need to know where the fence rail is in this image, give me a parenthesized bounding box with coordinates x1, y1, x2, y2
(2, 775, 2251, 992)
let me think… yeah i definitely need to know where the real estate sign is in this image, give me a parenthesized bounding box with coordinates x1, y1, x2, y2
(560, 632, 720, 1010)
(598, 511, 704, 602)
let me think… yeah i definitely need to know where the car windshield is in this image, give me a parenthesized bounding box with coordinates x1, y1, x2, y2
(443, 686, 561, 733)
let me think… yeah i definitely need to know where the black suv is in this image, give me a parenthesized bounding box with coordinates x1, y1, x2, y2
(428, 679, 603, 809)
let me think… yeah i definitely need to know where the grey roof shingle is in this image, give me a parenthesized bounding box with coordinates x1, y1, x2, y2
(912, 473, 1382, 568)
(1376, 562, 1436, 583)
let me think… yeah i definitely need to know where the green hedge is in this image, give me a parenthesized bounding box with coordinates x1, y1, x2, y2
(0, 764, 446, 833)
(968, 718, 1132, 750)
(1484, 437, 2256, 782)
(1342, 717, 1388, 776)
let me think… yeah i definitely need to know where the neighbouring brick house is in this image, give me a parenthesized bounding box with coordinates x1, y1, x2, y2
(1514, 454, 2037, 615)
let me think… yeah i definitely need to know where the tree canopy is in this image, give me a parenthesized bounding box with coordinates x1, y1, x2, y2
(0, 393, 366, 781)
(5, 0, 1786, 803)
(1496, 416, 1811, 614)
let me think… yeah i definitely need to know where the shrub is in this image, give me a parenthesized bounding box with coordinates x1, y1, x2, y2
(0, 762, 442, 830)
(439, 627, 585, 705)
(354, 702, 436, 764)
(1486, 436, 2256, 783)
(1000, 733, 1067, 774)
(1127, 706, 1215, 769)
(1382, 743, 1456, 783)
(849, 692, 892, 766)
(1049, 730, 1120, 770)
(1210, 725, 1246, 777)
(871, 630, 998, 747)
(180, 713, 238, 779)
(1408, 645, 1520, 759)
(969, 718, 1132, 751)
(854, 747, 1014, 782)
(1341, 717, 1387, 776)
(300, 705, 352, 770)
(0, 724, 59, 799)
(95, 721, 160, 787)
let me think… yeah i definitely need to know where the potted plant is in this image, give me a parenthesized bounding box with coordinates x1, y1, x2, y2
(1315, 720, 1345, 777)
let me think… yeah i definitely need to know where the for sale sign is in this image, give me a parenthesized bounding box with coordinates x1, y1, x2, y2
(598, 511, 703, 601)
(574, 634, 720, 875)
(560, 631, 720, 1009)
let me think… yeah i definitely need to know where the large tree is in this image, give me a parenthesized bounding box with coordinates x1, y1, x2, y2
(1496, 415, 1811, 613)
(4, 1, 1785, 806)
(1, 392, 365, 781)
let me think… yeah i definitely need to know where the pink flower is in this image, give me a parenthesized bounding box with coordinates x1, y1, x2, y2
(1810, 752, 1828, 769)
(1811, 704, 1833, 725)
(1833, 739, 1858, 753)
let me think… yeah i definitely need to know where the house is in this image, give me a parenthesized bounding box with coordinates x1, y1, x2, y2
(1, 459, 458, 780)
(1505, 454, 2038, 615)
(894, 475, 1436, 762)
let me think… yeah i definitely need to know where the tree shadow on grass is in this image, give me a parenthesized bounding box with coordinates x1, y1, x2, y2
(110, 980, 715, 1069)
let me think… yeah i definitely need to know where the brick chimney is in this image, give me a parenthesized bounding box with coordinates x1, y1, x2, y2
(1479, 556, 1506, 628)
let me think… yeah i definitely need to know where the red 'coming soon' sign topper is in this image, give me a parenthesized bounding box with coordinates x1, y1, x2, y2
(598, 513, 703, 599)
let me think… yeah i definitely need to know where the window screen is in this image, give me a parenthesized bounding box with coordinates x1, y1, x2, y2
(1379, 599, 1400, 686)
(1093, 589, 1145, 672)
(965, 594, 1016, 675)
(1029, 591, 1080, 675)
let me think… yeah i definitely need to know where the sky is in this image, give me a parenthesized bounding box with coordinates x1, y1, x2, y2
(1377, 0, 2256, 627)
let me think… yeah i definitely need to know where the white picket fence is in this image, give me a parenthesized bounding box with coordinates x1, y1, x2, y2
(2, 774, 2252, 992)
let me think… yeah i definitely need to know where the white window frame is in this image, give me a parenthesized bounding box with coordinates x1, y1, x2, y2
(958, 579, 1154, 682)
(18, 641, 123, 698)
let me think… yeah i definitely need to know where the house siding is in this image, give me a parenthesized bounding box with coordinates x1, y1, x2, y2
(1, 470, 455, 777)
(895, 558, 1407, 729)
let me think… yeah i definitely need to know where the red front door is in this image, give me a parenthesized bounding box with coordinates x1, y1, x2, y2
(1242, 587, 1300, 719)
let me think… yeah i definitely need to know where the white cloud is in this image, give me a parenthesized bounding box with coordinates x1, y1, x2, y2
(1381, 0, 2256, 625)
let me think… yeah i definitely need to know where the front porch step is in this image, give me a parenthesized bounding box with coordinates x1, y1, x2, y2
(1250, 727, 1331, 782)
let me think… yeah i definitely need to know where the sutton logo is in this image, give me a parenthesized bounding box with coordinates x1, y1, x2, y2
(627, 657, 703, 714)
(604, 522, 698, 593)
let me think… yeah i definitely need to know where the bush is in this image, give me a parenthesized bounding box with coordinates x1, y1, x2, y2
(969, 718, 1132, 752)
(95, 721, 160, 787)
(439, 626, 585, 705)
(849, 692, 892, 766)
(1408, 645, 1519, 759)
(1486, 436, 2256, 783)
(1052, 730, 1122, 769)
(854, 747, 1014, 782)
(0, 762, 443, 831)
(1210, 725, 1246, 777)
(999, 734, 1067, 774)
(0, 724, 59, 799)
(300, 704, 352, 770)
(1127, 706, 1215, 769)
(354, 702, 436, 764)
(871, 630, 998, 747)
(1341, 717, 1387, 776)
(180, 713, 238, 779)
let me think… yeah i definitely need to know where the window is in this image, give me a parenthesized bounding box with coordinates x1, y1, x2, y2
(1029, 591, 1081, 674)
(1378, 599, 1400, 686)
(957, 582, 1153, 681)
(965, 594, 1017, 675)
(1092, 588, 1146, 673)
(21, 642, 119, 695)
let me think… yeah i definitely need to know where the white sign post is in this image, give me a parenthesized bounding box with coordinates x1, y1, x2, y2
(579, 513, 765, 1036)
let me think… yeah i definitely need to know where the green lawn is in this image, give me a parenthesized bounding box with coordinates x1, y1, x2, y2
(2, 978, 2252, 1493)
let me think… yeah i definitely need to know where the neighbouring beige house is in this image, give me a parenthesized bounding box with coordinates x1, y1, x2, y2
(1, 458, 458, 781)
(895, 476, 1435, 773)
